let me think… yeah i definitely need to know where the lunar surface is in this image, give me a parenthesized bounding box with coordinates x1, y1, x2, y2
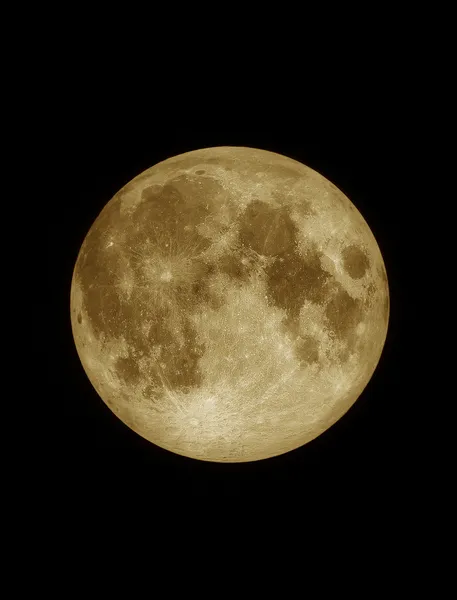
(70, 146, 389, 462)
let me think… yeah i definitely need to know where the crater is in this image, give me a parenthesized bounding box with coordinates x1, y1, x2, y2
(77, 312, 82, 324)
(341, 244, 370, 279)
(142, 384, 156, 401)
(238, 200, 298, 256)
(195, 169, 206, 175)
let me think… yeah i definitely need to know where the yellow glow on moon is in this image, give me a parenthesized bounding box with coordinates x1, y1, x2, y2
(70, 147, 389, 462)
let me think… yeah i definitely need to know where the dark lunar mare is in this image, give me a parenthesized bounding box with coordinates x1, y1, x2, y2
(76, 169, 369, 399)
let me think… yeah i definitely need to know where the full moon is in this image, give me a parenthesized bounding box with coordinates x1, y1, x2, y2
(70, 146, 389, 462)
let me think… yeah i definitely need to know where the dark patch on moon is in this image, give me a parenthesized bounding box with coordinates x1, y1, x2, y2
(115, 352, 141, 385)
(324, 284, 361, 340)
(204, 157, 235, 169)
(263, 163, 301, 179)
(77, 312, 82, 324)
(266, 248, 330, 321)
(155, 318, 205, 393)
(78, 266, 123, 339)
(238, 200, 298, 256)
(190, 278, 211, 304)
(295, 335, 319, 364)
(297, 251, 333, 304)
(143, 290, 205, 392)
(168, 173, 223, 207)
(341, 244, 370, 279)
(75, 181, 217, 396)
(76, 199, 129, 338)
(336, 327, 359, 363)
(132, 181, 213, 256)
(176, 261, 221, 309)
(144, 305, 206, 393)
(217, 253, 249, 282)
(141, 182, 180, 207)
(195, 169, 206, 175)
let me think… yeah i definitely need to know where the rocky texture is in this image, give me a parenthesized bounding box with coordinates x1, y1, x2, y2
(70, 147, 389, 462)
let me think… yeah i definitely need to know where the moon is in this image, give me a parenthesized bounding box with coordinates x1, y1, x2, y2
(70, 146, 389, 462)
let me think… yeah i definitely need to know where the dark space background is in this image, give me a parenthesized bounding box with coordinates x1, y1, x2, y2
(45, 75, 426, 541)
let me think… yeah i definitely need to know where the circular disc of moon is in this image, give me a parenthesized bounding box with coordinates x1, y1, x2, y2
(70, 146, 389, 462)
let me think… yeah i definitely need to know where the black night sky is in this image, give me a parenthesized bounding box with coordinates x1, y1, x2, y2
(46, 77, 425, 536)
